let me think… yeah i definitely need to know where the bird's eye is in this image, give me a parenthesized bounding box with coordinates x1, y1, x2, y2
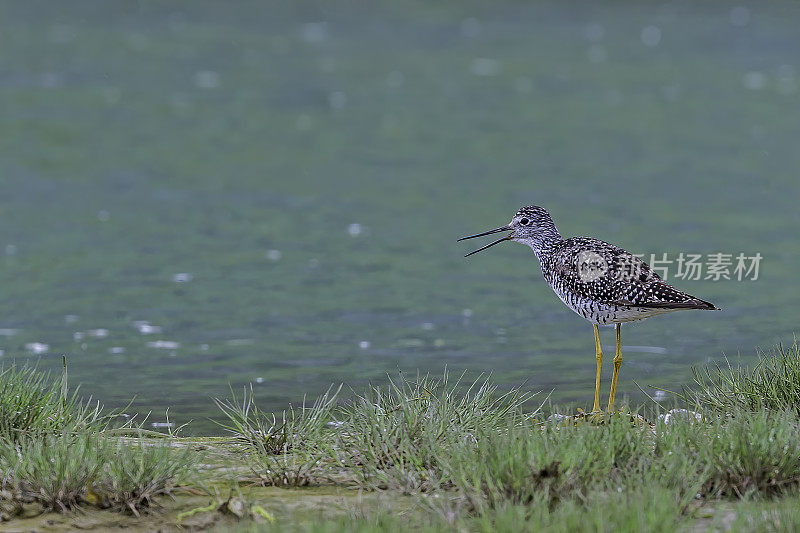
(519, 218, 530, 226)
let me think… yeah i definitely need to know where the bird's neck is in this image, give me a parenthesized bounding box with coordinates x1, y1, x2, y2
(525, 226, 562, 258)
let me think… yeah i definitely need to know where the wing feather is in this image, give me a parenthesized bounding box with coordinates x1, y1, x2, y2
(547, 237, 719, 310)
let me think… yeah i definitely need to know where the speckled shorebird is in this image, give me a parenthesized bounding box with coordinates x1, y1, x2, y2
(458, 205, 718, 414)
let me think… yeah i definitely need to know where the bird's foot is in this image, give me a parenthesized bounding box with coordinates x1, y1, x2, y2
(570, 408, 609, 426)
(565, 408, 650, 427)
(606, 407, 650, 427)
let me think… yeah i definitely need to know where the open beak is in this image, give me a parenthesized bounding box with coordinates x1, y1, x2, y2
(457, 225, 513, 257)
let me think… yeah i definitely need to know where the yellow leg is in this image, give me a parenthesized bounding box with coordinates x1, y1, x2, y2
(607, 324, 622, 412)
(592, 324, 603, 413)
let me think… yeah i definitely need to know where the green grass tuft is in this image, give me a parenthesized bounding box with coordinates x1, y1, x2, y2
(0, 363, 108, 442)
(687, 341, 800, 414)
(0, 430, 103, 512)
(215, 384, 341, 486)
(329, 371, 538, 492)
(0, 362, 199, 517)
(98, 435, 197, 515)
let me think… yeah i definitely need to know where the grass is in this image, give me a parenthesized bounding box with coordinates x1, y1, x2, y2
(328, 371, 536, 492)
(687, 341, 800, 415)
(435, 409, 800, 515)
(211, 344, 800, 531)
(0, 360, 109, 442)
(0, 430, 102, 512)
(214, 384, 341, 486)
(224, 489, 686, 533)
(0, 361, 198, 516)
(97, 435, 197, 515)
(723, 492, 800, 532)
(0, 426, 195, 515)
(6, 343, 800, 530)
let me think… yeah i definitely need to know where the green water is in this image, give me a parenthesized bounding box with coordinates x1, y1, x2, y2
(1, 1, 799, 433)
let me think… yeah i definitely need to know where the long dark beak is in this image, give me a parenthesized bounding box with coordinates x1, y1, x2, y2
(457, 225, 513, 257)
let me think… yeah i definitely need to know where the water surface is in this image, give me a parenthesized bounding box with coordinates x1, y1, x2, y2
(1, 1, 799, 432)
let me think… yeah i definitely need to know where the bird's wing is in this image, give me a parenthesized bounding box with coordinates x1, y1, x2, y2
(550, 238, 718, 310)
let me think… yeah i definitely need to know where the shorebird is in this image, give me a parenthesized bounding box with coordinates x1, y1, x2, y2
(458, 205, 718, 414)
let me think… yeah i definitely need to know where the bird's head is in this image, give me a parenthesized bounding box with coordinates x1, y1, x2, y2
(458, 205, 560, 256)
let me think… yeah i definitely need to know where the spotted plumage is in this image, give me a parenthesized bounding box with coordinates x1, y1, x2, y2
(458, 204, 719, 413)
(540, 235, 717, 325)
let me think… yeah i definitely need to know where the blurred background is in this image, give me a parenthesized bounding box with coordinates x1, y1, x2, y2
(1, 1, 798, 433)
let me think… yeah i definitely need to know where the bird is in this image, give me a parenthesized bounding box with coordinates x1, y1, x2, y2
(458, 205, 719, 414)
